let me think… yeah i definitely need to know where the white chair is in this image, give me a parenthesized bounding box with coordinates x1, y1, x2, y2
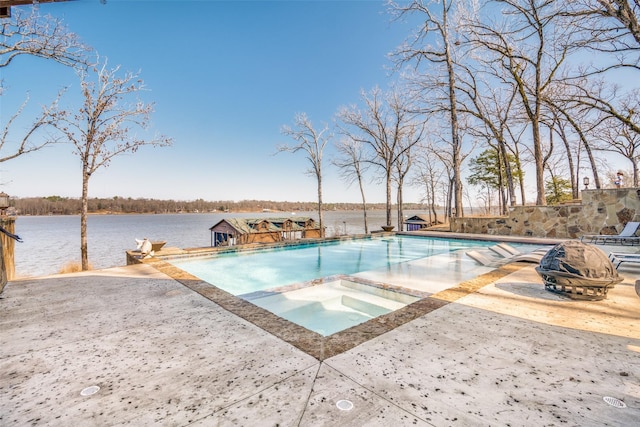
(581, 222, 640, 245)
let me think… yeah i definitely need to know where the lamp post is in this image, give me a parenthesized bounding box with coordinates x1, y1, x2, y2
(583, 177, 589, 190)
(0, 192, 9, 216)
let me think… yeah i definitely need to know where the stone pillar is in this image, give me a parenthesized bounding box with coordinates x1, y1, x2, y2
(0, 216, 16, 292)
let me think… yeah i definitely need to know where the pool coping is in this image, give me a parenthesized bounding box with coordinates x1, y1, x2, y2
(137, 233, 539, 361)
(398, 230, 566, 245)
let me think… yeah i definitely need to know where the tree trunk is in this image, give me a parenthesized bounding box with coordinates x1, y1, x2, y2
(360, 194, 368, 235)
(532, 116, 546, 205)
(317, 173, 324, 238)
(397, 182, 403, 231)
(81, 171, 90, 270)
(441, 1, 463, 218)
(560, 109, 601, 189)
(385, 169, 392, 227)
(355, 168, 368, 234)
(447, 176, 454, 217)
(429, 177, 438, 224)
(582, 138, 601, 189)
(498, 139, 516, 206)
(557, 124, 578, 199)
(447, 52, 463, 217)
(496, 147, 506, 214)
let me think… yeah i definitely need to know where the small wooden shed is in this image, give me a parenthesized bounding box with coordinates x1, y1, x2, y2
(403, 214, 437, 231)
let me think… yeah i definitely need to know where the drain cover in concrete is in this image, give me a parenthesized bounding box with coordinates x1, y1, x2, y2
(603, 396, 626, 408)
(80, 386, 100, 396)
(336, 399, 354, 411)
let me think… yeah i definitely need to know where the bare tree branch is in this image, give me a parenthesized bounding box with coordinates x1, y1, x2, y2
(0, 8, 91, 70)
(0, 8, 91, 167)
(0, 89, 66, 163)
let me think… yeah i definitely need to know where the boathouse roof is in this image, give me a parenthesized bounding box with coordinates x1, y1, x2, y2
(209, 217, 315, 234)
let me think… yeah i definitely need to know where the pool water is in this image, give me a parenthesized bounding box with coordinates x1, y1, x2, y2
(166, 235, 537, 336)
(246, 278, 420, 336)
(168, 235, 495, 296)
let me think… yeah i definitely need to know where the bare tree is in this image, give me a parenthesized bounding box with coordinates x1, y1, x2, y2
(333, 136, 370, 234)
(394, 144, 413, 230)
(412, 142, 445, 224)
(389, 0, 469, 217)
(542, 91, 603, 191)
(544, 109, 581, 198)
(456, 64, 522, 207)
(424, 114, 476, 217)
(0, 9, 90, 164)
(501, 123, 529, 205)
(54, 62, 172, 270)
(337, 86, 423, 229)
(279, 113, 331, 237)
(467, 0, 581, 205)
(550, 2, 640, 185)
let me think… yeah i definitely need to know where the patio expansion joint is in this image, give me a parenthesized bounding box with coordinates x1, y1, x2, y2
(317, 361, 438, 426)
(293, 362, 323, 426)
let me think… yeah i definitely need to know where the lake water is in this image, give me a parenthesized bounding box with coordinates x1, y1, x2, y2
(12, 210, 433, 278)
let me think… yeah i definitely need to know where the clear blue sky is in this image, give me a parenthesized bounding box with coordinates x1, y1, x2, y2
(2, 0, 423, 204)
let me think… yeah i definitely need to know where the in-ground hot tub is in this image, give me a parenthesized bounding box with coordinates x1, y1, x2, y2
(244, 278, 420, 336)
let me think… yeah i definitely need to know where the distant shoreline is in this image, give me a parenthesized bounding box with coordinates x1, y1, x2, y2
(15, 207, 398, 217)
(12, 197, 427, 217)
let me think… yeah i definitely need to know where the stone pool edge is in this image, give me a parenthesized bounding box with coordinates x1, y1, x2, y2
(139, 256, 529, 361)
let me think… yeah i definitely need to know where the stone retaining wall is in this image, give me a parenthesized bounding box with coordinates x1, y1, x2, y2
(450, 188, 640, 239)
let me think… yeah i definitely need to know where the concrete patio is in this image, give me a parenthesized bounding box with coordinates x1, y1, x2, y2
(1, 255, 639, 425)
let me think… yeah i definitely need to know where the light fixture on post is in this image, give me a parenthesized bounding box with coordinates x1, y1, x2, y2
(583, 177, 590, 190)
(0, 192, 9, 216)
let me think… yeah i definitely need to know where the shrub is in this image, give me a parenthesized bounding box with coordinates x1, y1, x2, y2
(58, 261, 92, 274)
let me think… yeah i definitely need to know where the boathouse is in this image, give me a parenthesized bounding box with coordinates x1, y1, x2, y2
(403, 214, 439, 231)
(209, 217, 322, 247)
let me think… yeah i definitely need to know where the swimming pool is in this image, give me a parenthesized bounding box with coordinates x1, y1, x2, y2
(155, 233, 553, 354)
(168, 235, 499, 296)
(164, 235, 530, 336)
